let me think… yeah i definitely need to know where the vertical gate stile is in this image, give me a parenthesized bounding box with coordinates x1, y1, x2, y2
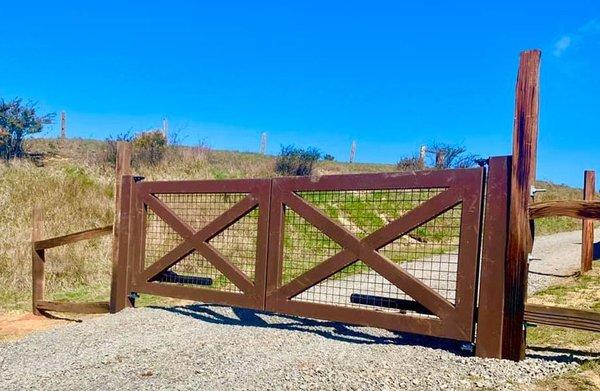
(476, 156, 511, 359)
(110, 174, 134, 313)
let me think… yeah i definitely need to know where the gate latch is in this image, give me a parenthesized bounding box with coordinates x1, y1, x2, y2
(530, 186, 547, 197)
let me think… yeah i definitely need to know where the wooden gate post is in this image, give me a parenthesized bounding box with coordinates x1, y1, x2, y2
(476, 156, 511, 358)
(110, 142, 133, 313)
(32, 207, 45, 315)
(582, 170, 596, 273)
(504, 49, 541, 361)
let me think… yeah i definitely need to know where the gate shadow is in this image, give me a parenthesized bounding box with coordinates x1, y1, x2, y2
(151, 303, 469, 355)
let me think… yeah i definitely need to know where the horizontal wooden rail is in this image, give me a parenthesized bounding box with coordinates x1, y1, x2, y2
(525, 303, 600, 332)
(36, 301, 110, 314)
(529, 200, 600, 220)
(34, 225, 113, 250)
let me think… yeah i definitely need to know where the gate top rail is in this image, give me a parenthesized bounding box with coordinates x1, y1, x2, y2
(271, 167, 483, 192)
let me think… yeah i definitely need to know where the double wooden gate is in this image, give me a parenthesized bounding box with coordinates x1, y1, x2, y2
(117, 166, 496, 344)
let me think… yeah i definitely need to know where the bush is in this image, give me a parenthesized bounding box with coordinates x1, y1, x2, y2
(323, 154, 335, 161)
(132, 131, 167, 166)
(275, 145, 321, 176)
(0, 98, 54, 160)
(104, 132, 134, 166)
(396, 155, 423, 171)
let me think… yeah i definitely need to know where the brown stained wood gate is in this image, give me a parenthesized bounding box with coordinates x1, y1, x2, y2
(265, 169, 484, 341)
(128, 179, 272, 310)
(122, 168, 487, 343)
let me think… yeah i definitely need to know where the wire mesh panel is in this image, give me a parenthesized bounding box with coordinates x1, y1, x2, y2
(266, 170, 484, 341)
(131, 179, 271, 309)
(293, 205, 462, 316)
(143, 193, 255, 293)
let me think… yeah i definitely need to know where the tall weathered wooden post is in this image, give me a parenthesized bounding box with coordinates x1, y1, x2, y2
(503, 49, 541, 361)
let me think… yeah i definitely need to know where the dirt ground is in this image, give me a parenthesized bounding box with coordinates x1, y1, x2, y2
(0, 312, 98, 342)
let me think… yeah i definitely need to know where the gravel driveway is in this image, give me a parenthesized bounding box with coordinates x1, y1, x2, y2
(529, 228, 600, 294)
(0, 306, 584, 390)
(1, 229, 597, 390)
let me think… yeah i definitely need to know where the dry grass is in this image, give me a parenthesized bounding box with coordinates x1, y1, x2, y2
(0, 138, 592, 314)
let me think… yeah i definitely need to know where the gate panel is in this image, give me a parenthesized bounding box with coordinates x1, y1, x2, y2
(130, 179, 271, 310)
(265, 169, 484, 341)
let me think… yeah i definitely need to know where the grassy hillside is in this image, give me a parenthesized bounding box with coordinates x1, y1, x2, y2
(0, 138, 593, 313)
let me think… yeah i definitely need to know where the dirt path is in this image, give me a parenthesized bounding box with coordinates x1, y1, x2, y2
(528, 228, 600, 294)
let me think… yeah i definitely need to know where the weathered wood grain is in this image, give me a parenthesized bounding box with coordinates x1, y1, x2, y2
(33, 225, 113, 250)
(504, 49, 541, 361)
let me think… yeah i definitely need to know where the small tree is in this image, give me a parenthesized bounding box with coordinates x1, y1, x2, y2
(427, 143, 480, 169)
(323, 154, 335, 161)
(132, 130, 167, 166)
(275, 145, 321, 176)
(396, 155, 424, 171)
(0, 98, 54, 160)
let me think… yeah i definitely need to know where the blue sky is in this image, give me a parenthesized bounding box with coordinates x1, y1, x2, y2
(1, 1, 599, 187)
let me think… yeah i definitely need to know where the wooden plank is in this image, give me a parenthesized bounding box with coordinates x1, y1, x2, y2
(110, 142, 132, 311)
(582, 171, 596, 273)
(33, 225, 113, 250)
(31, 207, 45, 316)
(525, 304, 600, 332)
(504, 49, 541, 361)
(36, 301, 110, 314)
(476, 156, 511, 359)
(529, 200, 600, 220)
(110, 175, 134, 313)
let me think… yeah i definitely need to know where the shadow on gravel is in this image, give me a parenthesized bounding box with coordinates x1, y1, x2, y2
(152, 303, 468, 356)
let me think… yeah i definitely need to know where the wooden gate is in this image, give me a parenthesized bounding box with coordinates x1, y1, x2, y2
(128, 179, 271, 310)
(122, 169, 485, 342)
(265, 169, 484, 341)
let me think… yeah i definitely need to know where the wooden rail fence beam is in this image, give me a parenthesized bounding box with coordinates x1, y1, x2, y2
(529, 200, 600, 220)
(582, 171, 596, 272)
(36, 301, 110, 314)
(31, 207, 45, 315)
(524, 303, 600, 333)
(504, 49, 541, 361)
(33, 225, 113, 250)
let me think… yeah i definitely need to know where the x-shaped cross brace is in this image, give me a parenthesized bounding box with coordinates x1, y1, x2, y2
(139, 193, 259, 294)
(271, 188, 462, 320)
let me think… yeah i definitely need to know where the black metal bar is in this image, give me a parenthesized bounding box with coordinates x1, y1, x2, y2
(350, 293, 433, 315)
(152, 270, 213, 286)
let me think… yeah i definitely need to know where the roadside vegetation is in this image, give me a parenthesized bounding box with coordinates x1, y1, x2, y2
(0, 135, 594, 313)
(528, 266, 600, 390)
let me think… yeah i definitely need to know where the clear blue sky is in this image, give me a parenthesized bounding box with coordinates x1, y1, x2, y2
(1, 1, 598, 187)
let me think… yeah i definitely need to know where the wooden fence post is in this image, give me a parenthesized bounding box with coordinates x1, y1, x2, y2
(32, 207, 45, 315)
(582, 170, 596, 273)
(476, 156, 511, 358)
(503, 49, 541, 361)
(110, 142, 132, 313)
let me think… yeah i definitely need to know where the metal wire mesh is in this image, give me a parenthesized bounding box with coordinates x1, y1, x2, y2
(286, 188, 461, 317)
(144, 193, 258, 293)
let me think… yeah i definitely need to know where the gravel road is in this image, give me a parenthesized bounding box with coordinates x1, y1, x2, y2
(0, 229, 596, 390)
(528, 228, 600, 294)
(0, 306, 583, 390)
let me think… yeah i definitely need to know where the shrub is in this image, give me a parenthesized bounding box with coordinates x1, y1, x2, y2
(275, 145, 321, 176)
(396, 155, 424, 171)
(323, 154, 335, 161)
(132, 130, 167, 166)
(0, 98, 54, 160)
(104, 132, 134, 166)
(427, 143, 480, 169)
